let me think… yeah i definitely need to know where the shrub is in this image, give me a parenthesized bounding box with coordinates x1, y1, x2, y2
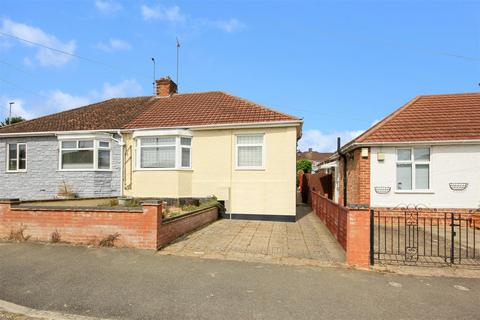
(99, 233, 120, 247)
(50, 230, 61, 243)
(296, 159, 312, 173)
(8, 226, 31, 242)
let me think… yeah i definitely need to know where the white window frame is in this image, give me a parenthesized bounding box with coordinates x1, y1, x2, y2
(395, 147, 431, 192)
(235, 133, 265, 170)
(58, 139, 112, 171)
(135, 136, 192, 171)
(6, 143, 27, 173)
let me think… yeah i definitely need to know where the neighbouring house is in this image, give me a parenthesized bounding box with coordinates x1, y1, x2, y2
(296, 148, 332, 173)
(0, 77, 302, 221)
(321, 93, 480, 212)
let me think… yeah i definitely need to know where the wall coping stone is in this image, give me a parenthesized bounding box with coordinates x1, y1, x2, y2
(11, 205, 143, 213)
(163, 205, 218, 224)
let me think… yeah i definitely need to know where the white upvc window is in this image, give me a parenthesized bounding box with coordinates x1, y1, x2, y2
(59, 139, 111, 171)
(236, 134, 265, 170)
(137, 136, 192, 170)
(396, 147, 430, 191)
(6, 143, 27, 172)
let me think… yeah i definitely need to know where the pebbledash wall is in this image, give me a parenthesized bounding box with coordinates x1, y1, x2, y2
(0, 136, 121, 200)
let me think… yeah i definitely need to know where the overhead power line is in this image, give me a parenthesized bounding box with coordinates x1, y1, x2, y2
(0, 31, 150, 80)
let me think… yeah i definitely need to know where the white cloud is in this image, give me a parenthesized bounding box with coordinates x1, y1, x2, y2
(1, 18, 76, 67)
(45, 79, 143, 112)
(95, 0, 122, 14)
(215, 18, 245, 33)
(45, 90, 91, 111)
(0, 96, 35, 120)
(140, 3, 244, 33)
(298, 129, 365, 152)
(141, 4, 185, 22)
(3, 79, 144, 121)
(96, 79, 143, 100)
(96, 38, 131, 52)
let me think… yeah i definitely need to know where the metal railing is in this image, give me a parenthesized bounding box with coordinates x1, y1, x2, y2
(370, 209, 480, 266)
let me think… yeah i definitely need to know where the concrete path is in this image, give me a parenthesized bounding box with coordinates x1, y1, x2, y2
(0, 242, 479, 319)
(158, 205, 345, 266)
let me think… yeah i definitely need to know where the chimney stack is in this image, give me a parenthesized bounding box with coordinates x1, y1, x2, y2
(155, 77, 177, 97)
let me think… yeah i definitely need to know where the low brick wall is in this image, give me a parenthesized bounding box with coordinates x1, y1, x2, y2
(0, 199, 219, 250)
(158, 206, 219, 248)
(311, 191, 371, 267)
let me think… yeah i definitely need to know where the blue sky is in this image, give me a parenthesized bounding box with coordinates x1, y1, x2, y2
(0, 0, 479, 151)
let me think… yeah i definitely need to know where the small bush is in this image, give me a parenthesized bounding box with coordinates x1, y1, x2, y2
(8, 226, 31, 242)
(99, 233, 120, 247)
(296, 159, 312, 173)
(50, 230, 61, 243)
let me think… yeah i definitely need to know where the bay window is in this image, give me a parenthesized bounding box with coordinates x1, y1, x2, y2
(60, 140, 111, 170)
(396, 147, 430, 191)
(6, 143, 27, 172)
(236, 134, 264, 169)
(137, 136, 191, 169)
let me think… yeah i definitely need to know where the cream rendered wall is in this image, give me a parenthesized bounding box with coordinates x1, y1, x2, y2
(123, 126, 298, 217)
(370, 145, 480, 209)
(123, 134, 192, 198)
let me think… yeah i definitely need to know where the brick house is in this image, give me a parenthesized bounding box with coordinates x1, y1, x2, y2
(322, 93, 480, 212)
(296, 148, 332, 173)
(0, 77, 303, 221)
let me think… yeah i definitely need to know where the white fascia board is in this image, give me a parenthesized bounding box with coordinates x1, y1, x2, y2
(129, 120, 303, 132)
(132, 129, 192, 138)
(56, 132, 114, 140)
(0, 129, 121, 138)
(343, 139, 480, 152)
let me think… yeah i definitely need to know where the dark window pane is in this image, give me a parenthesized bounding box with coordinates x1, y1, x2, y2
(8, 144, 17, 171)
(61, 141, 76, 149)
(78, 140, 94, 148)
(181, 147, 190, 167)
(62, 150, 94, 169)
(18, 144, 26, 170)
(98, 150, 111, 169)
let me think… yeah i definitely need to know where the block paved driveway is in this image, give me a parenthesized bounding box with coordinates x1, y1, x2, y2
(158, 204, 345, 266)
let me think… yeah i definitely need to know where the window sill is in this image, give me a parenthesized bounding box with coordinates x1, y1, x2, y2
(5, 170, 27, 174)
(134, 168, 193, 172)
(57, 169, 113, 172)
(394, 190, 434, 194)
(235, 167, 266, 171)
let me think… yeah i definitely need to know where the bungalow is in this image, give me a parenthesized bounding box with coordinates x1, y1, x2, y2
(322, 93, 480, 212)
(0, 78, 303, 221)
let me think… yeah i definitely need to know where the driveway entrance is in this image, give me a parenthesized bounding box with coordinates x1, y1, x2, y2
(158, 204, 345, 266)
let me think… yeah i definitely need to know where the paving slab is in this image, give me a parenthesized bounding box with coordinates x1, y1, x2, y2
(158, 204, 346, 266)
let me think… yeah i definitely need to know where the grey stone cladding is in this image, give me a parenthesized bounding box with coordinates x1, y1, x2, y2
(0, 135, 121, 200)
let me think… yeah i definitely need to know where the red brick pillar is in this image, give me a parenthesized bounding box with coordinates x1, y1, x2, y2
(346, 208, 371, 267)
(141, 200, 163, 249)
(0, 199, 20, 237)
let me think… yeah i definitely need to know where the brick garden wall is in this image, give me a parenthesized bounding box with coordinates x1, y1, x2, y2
(0, 200, 218, 249)
(158, 206, 219, 248)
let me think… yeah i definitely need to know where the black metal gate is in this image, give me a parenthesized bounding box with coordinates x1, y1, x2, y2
(370, 209, 480, 266)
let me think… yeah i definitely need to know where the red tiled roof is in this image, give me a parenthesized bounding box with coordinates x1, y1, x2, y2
(124, 91, 299, 129)
(355, 93, 480, 143)
(297, 151, 333, 162)
(0, 97, 156, 134)
(0, 92, 300, 134)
